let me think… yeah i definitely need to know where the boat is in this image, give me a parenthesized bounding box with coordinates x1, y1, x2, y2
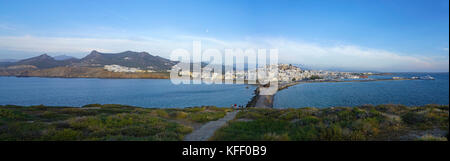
(419, 75, 435, 80)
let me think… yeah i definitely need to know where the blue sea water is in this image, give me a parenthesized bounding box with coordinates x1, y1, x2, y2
(274, 73, 449, 108)
(1, 73, 448, 108)
(0, 77, 255, 108)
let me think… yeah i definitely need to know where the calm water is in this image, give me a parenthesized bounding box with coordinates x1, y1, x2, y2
(1, 73, 448, 108)
(274, 73, 449, 108)
(0, 77, 255, 108)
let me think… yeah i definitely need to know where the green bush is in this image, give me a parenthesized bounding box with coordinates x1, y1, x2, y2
(45, 129, 83, 141)
(184, 107, 206, 112)
(288, 125, 319, 141)
(318, 124, 344, 141)
(211, 119, 290, 141)
(171, 111, 188, 119)
(155, 109, 169, 118)
(0, 108, 28, 120)
(416, 134, 448, 141)
(0, 122, 47, 141)
(295, 116, 320, 125)
(188, 112, 226, 123)
(263, 133, 290, 141)
(60, 108, 96, 116)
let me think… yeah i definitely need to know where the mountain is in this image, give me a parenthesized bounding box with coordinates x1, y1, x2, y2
(0, 59, 18, 67)
(80, 50, 177, 71)
(53, 55, 77, 61)
(2, 50, 177, 72)
(11, 54, 79, 69)
(0, 59, 18, 62)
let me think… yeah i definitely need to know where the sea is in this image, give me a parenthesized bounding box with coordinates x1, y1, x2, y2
(0, 77, 255, 108)
(0, 72, 448, 108)
(274, 73, 449, 108)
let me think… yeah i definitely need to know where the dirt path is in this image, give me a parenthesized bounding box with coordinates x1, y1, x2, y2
(183, 110, 238, 141)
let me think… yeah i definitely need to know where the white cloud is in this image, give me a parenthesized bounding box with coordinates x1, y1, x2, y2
(0, 35, 448, 72)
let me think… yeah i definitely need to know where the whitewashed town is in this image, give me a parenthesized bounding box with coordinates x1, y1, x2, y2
(148, 63, 377, 83)
(104, 63, 435, 84)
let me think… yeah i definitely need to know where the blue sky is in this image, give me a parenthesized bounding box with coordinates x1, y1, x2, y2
(0, 0, 448, 72)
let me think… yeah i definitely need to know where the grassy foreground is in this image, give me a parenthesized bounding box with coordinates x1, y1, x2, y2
(0, 104, 230, 141)
(0, 104, 448, 141)
(211, 104, 449, 141)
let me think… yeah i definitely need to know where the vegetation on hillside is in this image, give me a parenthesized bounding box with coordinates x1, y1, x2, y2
(0, 104, 230, 141)
(210, 104, 449, 141)
(1, 104, 448, 141)
(309, 75, 323, 80)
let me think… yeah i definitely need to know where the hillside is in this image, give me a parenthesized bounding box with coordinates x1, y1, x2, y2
(12, 54, 78, 69)
(80, 50, 177, 71)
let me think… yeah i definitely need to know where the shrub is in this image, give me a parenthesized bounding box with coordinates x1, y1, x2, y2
(206, 106, 232, 112)
(171, 111, 188, 119)
(188, 112, 226, 123)
(60, 108, 96, 116)
(318, 124, 344, 141)
(416, 134, 448, 141)
(40, 111, 59, 119)
(0, 108, 27, 120)
(279, 111, 298, 120)
(68, 116, 105, 131)
(302, 116, 320, 125)
(211, 119, 290, 141)
(45, 129, 83, 141)
(402, 112, 425, 125)
(347, 130, 367, 141)
(184, 107, 206, 112)
(176, 125, 193, 134)
(236, 110, 264, 120)
(155, 110, 169, 118)
(288, 125, 319, 141)
(263, 133, 290, 141)
(0, 122, 46, 140)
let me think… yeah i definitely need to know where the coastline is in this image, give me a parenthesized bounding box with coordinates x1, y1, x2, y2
(0, 67, 171, 79)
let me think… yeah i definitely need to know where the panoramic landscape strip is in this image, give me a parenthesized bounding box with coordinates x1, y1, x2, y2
(0, 0, 449, 160)
(0, 0, 449, 150)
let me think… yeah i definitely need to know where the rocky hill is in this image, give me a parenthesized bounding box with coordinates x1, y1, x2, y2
(79, 50, 177, 71)
(11, 54, 78, 69)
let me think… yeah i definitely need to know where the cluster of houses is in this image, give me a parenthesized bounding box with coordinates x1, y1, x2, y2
(274, 64, 364, 82)
(104, 65, 155, 73)
(104, 63, 435, 83)
(171, 63, 368, 83)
